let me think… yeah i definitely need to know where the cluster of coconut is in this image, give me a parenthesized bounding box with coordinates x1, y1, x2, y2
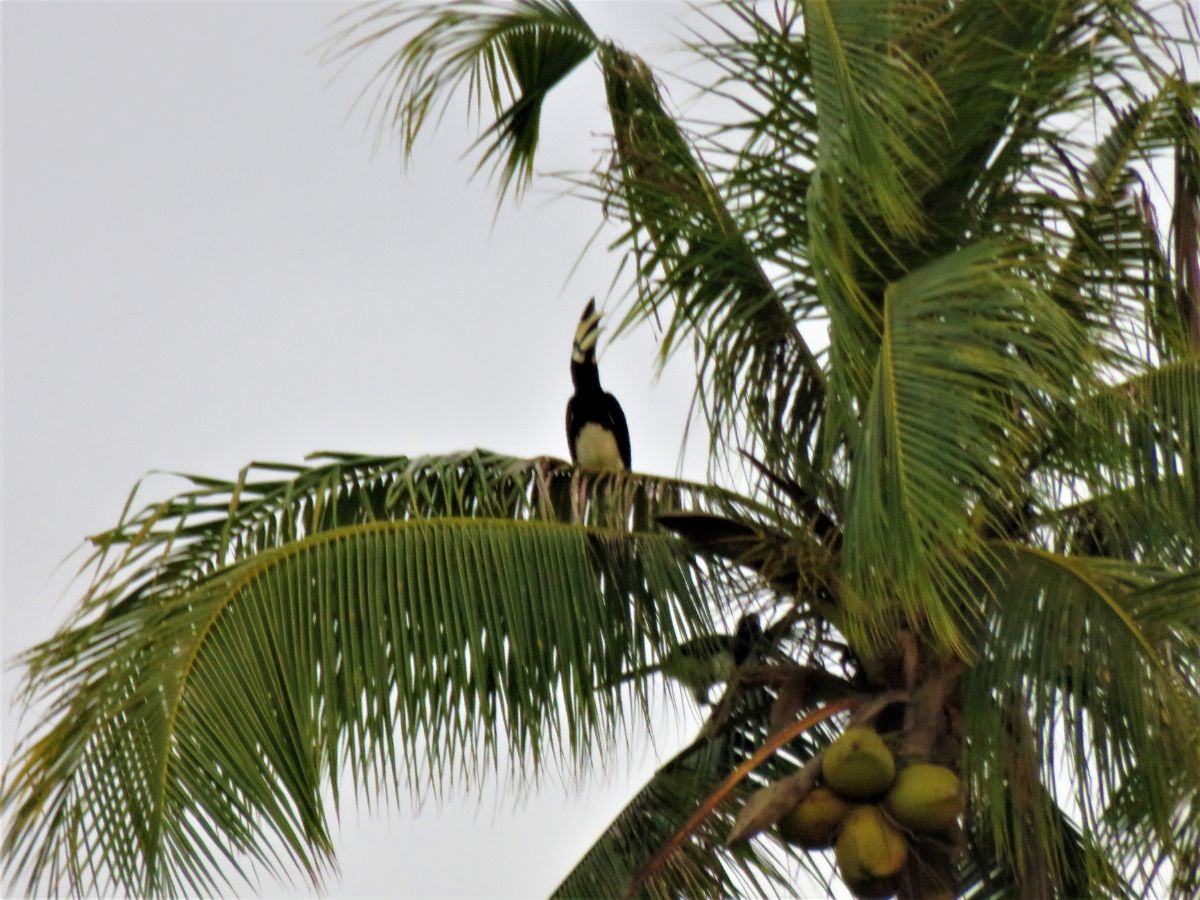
(777, 726, 963, 899)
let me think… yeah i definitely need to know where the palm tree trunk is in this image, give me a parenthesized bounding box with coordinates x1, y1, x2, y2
(897, 663, 964, 899)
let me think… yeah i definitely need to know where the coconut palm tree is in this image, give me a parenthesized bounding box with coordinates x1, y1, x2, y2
(4, 1, 1199, 897)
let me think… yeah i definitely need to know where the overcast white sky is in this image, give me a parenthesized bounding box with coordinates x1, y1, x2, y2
(2, 2, 839, 897)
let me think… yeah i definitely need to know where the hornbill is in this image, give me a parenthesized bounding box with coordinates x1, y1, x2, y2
(660, 615, 763, 705)
(566, 299, 631, 471)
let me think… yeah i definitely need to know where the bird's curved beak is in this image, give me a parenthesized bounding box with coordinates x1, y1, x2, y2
(573, 300, 603, 359)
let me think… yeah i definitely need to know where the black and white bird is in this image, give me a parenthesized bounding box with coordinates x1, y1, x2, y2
(660, 615, 763, 705)
(609, 615, 763, 705)
(566, 299, 631, 471)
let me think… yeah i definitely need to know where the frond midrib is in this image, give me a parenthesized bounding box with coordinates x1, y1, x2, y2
(1001, 542, 1159, 660)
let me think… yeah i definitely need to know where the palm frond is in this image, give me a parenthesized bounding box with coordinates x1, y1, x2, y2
(1042, 480, 1199, 568)
(959, 748, 1130, 899)
(324, 0, 597, 196)
(803, 0, 945, 239)
(1047, 357, 1200, 564)
(1170, 82, 1200, 350)
(655, 511, 839, 617)
(1036, 79, 1200, 367)
(552, 690, 834, 900)
(924, 0, 1200, 373)
(797, 1, 1194, 400)
(962, 547, 1200, 894)
(841, 241, 1089, 647)
(1103, 756, 1200, 895)
(592, 43, 827, 490)
(693, 3, 819, 305)
(2, 452, 767, 897)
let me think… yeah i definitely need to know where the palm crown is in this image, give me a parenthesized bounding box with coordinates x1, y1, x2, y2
(3, 1, 1199, 897)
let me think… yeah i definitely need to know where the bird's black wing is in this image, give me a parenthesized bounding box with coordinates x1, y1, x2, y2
(565, 395, 581, 463)
(676, 634, 732, 660)
(600, 391, 632, 469)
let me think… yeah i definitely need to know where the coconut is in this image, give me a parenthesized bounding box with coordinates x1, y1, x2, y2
(835, 806, 908, 884)
(843, 873, 901, 899)
(778, 787, 851, 848)
(822, 727, 896, 799)
(883, 763, 963, 832)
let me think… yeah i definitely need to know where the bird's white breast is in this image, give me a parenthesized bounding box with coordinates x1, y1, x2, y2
(575, 423, 624, 471)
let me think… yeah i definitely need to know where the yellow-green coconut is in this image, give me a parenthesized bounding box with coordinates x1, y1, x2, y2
(822, 727, 896, 799)
(835, 806, 908, 884)
(883, 763, 964, 833)
(778, 787, 851, 849)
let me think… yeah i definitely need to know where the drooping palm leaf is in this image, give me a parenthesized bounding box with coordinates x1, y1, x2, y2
(1093, 567, 1200, 894)
(1102, 754, 1200, 894)
(962, 548, 1200, 893)
(551, 690, 815, 900)
(803, 0, 943, 241)
(1040, 357, 1200, 565)
(593, 41, 828, 490)
(1034, 79, 1200, 365)
(323, 0, 598, 196)
(842, 242, 1089, 647)
(958, 756, 1130, 900)
(2, 452, 769, 897)
(1172, 87, 1200, 350)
